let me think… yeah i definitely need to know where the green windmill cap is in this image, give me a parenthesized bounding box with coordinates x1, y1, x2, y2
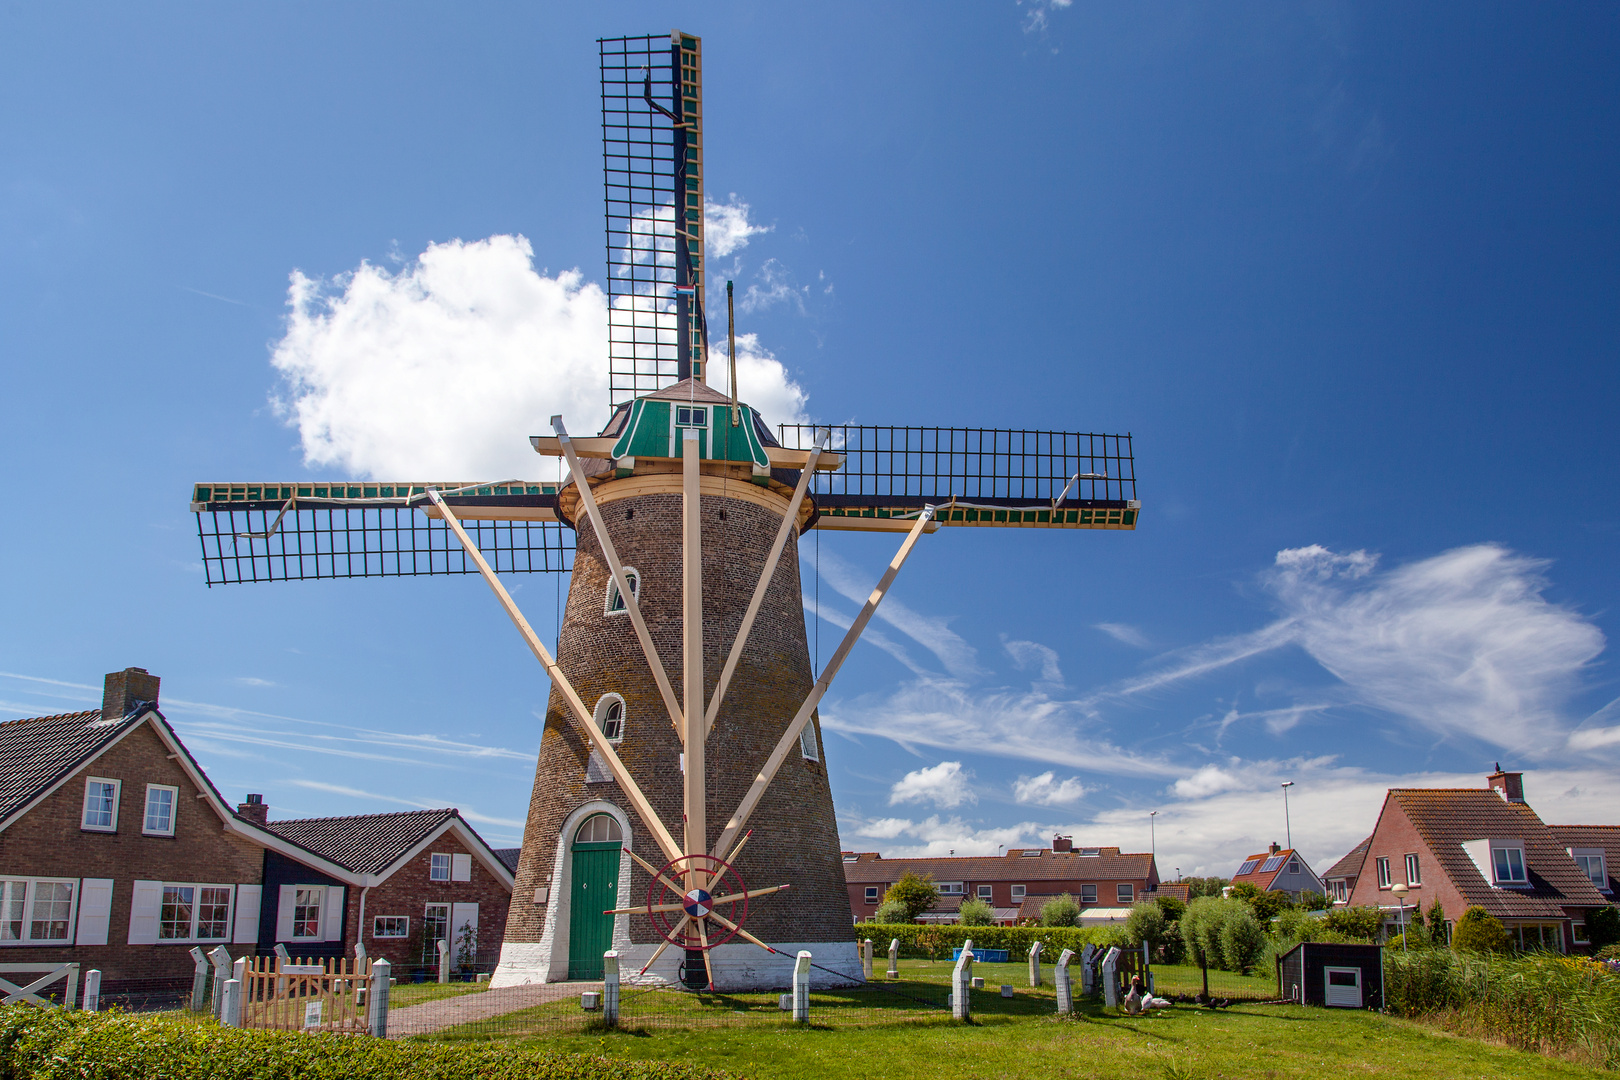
(609, 379, 771, 470)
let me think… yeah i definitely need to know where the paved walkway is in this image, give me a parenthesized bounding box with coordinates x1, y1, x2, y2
(387, 981, 599, 1038)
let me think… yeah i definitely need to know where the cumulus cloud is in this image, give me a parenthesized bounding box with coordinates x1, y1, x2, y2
(847, 812, 1041, 858)
(889, 761, 976, 808)
(1171, 764, 1243, 799)
(270, 233, 808, 480)
(705, 194, 772, 258)
(1013, 771, 1087, 806)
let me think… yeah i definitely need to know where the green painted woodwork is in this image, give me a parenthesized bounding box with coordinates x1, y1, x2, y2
(567, 840, 623, 980)
(609, 398, 770, 468)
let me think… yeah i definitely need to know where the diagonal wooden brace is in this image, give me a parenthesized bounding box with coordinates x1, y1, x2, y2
(425, 488, 681, 865)
(552, 416, 688, 743)
(711, 506, 936, 859)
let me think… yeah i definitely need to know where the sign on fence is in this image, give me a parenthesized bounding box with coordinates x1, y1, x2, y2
(236, 953, 373, 1033)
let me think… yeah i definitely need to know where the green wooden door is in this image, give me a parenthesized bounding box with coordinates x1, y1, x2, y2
(568, 841, 622, 979)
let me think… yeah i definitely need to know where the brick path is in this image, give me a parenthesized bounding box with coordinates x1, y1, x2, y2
(386, 981, 600, 1038)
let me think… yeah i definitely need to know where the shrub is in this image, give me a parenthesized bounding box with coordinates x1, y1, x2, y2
(956, 897, 994, 926)
(1300, 891, 1330, 912)
(1586, 906, 1620, 951)
(873, 899, 909, 924)
(1595, 943, 1620, 962)
(1322, 905, 1383, 941)
(1126, 902, 1168, 952)
(1040, 893, 1080, 927)
(1230, 882, 1293, 922)
(0, 1006, 740, 1080)
(1452, 906, 1509, 954)
(1180, 897, 1225, 972)
(1181, 876, 1229, 899)
(1218, 904, 1266, 974)
(883, 872, 939, 923)
(1153, 894, 1186, 922)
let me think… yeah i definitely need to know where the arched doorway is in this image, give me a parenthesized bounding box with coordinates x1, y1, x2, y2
(567, 812, 624, 979)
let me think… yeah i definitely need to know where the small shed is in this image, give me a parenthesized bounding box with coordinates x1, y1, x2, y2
(1277, 942, 1383, 1009)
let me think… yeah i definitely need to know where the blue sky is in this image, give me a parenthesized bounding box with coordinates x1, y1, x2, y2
(4, 2, 1618, 880)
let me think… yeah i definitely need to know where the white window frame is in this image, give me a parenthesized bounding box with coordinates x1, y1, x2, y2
(1491, 844, 1528, 886)
(1573, 919, 1590, 944)
(1080, 884, 1098, 904)
(373, 915, 410, 939)
(158, 882, 235, 943)
(81, 777, 121, 832)
(799, 723, 819, 762)
(1375, 857, 1392, 889)
(1011, 884, 1026, 901)
(423, 902, 451, 948)
(1404, 853, 1422, 886)
(290, 886, 325, 940)
(1569, 849, 1608, 892)
(0, 877, 79, 946)
(605, 567, 641, 616)
(143, 784, 178, 837)
(593, 694, 627, 743)
(864, 887, 879, 903)
(1117, 883, 1135, 904)
(430, 853, 452, 882)
(977, 885, 993, 901)
(937, 882, 964, 896)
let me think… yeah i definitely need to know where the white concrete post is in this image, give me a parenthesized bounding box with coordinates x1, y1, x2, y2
(1055, 948, 1075, 1015)
(862, 939, 873, 981)
(603, 951, 620, 1026)
(951, 938, 975, 1021)
(221, 978, 241, 1027)
(887, 937, 900, 979)
(273, 943, 290, 996)
(1143, 939, 1153, 994)
(1029, 940, 1044, 987)
(368, 958, 392, 1038)
(231, 956, 248, 1025)
(792, 951, 812, 1023)
(209, 946, 232, 1019)
(1079, 943, 1097, 996)
(81, 969, 101, 1013)
(1101, 946, 1121, 1008)
(437, 938, 450, 984)
(188, 947, 211, 1012)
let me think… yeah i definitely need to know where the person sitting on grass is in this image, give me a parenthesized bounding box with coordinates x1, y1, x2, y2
(1123, 975, 1172, 1015)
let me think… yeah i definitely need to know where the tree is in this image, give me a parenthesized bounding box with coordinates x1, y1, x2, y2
(1584, 906, 1620, 951)
(883, 872, 939, 924)
(1126, 901, 1169, 957)
(957, 897, 994, 926)
(1181, 876, 1230, 899)
(1451, 906, 1509, 954)
(1180, 897, 1224, 1000)
(873, 899, 909, 924)
(1040, 893, 1080, 927)
(1426, 899, 1448, 945)
(1154, 894, 1187, 922)
(1322, 905, 1383, 941)
(1301, 891, 1331, 912)
(1231, 882, 1294, 922)
(1219, 904, 1266, 974)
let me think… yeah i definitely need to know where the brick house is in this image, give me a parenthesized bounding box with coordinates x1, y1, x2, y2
(1348, 769, 1610, 951)
(843, 837, 1159, 924)
(0, 669, 352, 991)
(1322, 836, 1371, 906)
(1545, 825, 1618, 911)
(1229, 843, 1326, 900)
(257, 807, 514, 973)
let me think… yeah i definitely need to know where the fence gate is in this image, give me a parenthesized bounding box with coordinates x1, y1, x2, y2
(0, 963, 79, 1007)
(239, 955, 372, 1033)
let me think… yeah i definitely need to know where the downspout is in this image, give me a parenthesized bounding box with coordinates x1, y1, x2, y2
(357, 886, 370, 954)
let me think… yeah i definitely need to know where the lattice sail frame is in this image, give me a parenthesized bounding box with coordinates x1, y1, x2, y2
(602, 32, 708, 407)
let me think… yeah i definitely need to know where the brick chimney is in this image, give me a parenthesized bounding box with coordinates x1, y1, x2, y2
(1269, 841, 1281, 855)
(102, 667, 160, 723)
(237, 793, 269, 826)
(1052, 835, 1073, 853)
(1487, 765, 1525, 803)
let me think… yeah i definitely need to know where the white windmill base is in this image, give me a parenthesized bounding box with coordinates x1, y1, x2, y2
(491, 939, 862, 992)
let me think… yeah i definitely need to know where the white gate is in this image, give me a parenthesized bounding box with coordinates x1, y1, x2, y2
(0, 962, 80, 1007)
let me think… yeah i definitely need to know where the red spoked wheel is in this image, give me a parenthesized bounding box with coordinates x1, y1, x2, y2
(647, 853, 749, 950)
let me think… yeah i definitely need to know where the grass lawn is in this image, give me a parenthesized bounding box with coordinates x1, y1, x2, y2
(389, 981, 490, 1009)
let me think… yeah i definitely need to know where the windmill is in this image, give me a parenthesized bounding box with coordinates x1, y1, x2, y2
(189, 31, 1140, 991)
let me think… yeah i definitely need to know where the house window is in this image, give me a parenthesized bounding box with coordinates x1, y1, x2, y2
(374, 916, 409, 939)
(144, 784, 177, 836)
(1333, 880, 1348, 903)
(81, 777, 120, 832)
(1287, 861, 1299, 875)
(1011, 884, 1026, 901)
(676, 406, 707, 427)
(1571, 850, 1608, 891)
(423, 903, 450, 951)
(800, 724, 819, 762)
(1117, 883, 1135, 904)
(160, 884, 233, 942)
(1491, 845, 1527, 885)
(605, 568, 641, 615)
(1573, 920, 1590, 944)
(1376, 857, 1392, 889)
(977, 885, 993, 901)
(937, 882, 964, 896)
(864, 887, 879, 903)
(1080, 884, 1097, 904)
(291, 887, 324, 939)
(431, 853, 452, 882)
(0, 878, 77, 944)
(1404, 854, 1422, 886)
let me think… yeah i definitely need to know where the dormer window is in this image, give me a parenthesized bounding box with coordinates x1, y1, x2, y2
(1570, 849, 1608, 892)
(676, 406, 707, 427)
(1491, 845, 1527, 885)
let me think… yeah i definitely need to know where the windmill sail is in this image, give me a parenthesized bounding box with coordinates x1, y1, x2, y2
(601, 32, 708, 407)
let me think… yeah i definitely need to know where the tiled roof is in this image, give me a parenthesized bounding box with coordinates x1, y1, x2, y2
(1546, 825, 1620, 896)
(266, 809, 460, 876)
(841, 849, 1155, 885)
(1324, 836, 1372, 882)
(1390, 789, 1609, 919)
(1230, 848, 1304, 891)
(494, 848, 522, 874)
(0, 709, 143, 827)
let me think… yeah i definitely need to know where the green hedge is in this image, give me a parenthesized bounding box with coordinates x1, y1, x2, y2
(0, 1006, 741, 1080)
(852, 923, 1119, 961)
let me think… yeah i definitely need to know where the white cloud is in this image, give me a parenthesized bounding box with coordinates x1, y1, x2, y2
(814, 549, 980, 677)
(1005, 639, 1063, 685)
(739, 258, 805, 315)
(270, 234, 808, 480)
(710, 331, 809, 429)
(1019, 0, 1072, 35)
(1095, 623, 1151, 649)
(235, 677, 275, 688)
(889, 761, 976, 809)
(845, 813, 1041, 858)
(1012, 771, 1087, 806)
(1171, 764, 1243, 799)
(705, 194, 771, 257)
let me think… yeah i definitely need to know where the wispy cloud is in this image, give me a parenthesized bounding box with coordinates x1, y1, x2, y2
(814, 549, 979, 677)
(285, 779, 525, 831)
(1094, 623, 1151, 649)
(1004, 639, 1063, 685)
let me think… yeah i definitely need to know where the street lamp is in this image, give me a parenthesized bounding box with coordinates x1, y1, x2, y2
(1391, 883, 1410, 952)
(1150, 810, 1158, 866)
(1280, 781, 1295, 851)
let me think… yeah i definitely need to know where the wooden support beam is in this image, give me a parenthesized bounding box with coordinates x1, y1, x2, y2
(424, 489, 682, 866)
(711, 506, 936, 860)
(552, 418, 687, 743)
(638, 916, 689, 976)
(681, 429, 705, 876)
(704, 437, 824, 738)
(707, 909, 777, 954)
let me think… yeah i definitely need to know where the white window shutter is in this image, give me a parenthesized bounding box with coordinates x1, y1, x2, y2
(275, 884, 296, 941)
(127, 880, 163, 945)
(451, 854, 472, 882)
(75, 879, 114, 946)
(451, 902, 478, 939)
(233, 885, 262, 945)
(321, 886, 346, 942)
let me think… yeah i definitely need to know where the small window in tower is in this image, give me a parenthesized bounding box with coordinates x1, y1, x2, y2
(596, 696, 626, 742)
(605, 568, 641, 615)
(800, 724, 819, 762)
(676, 407, 707, 427)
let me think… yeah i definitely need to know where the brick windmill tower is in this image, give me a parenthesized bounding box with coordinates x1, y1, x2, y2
(189, 31, 1140, 990)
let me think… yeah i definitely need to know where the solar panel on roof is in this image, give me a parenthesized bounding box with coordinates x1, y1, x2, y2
(1260, 855, 1286, 873)
(1236, 859, 1260, 875)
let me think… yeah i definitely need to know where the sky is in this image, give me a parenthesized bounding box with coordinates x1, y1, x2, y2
(3, 2, 1619, 881)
